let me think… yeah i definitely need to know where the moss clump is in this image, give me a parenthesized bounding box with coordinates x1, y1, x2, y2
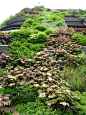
(78, 105, 86, 111)
(80, 100, 86, 105)
(79, 95, 86, 105)
(82, 92, 86, 96)
(34, 24, 47, 31)
(73, 101, 80, 106)
(73, 91, 81, 95)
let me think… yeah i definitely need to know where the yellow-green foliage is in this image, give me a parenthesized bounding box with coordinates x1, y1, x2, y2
(73, 91, 81, 96)
(82, 92, 86, 96)
(73, 101, 80, 106)
(78, 105, 86, 111)
(79, 95, 86, 105)
(80, 100, 86, 105)
(55, 20, 65, 26)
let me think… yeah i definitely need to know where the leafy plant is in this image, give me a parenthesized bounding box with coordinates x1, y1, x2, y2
(0, 53, 14, 68)
(28, 32, 48, 43)
(72, 33, 86, 46)
(0, 32, 13, 44)
(55, 20, 65, 26)
(0, 93, 16, 114)
(34, 24, 47, 31)
(2, 30, 82, 109)
(23, 18, 34, 27)
(16, 82, 38, 103)
(11, 29, 33, 41)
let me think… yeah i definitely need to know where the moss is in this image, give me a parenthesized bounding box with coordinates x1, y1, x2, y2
(78, 105, 86, 111)
(73, 101, 80, 106)
(73, 91, 81, 95)
(80, 100, 86, 105)
(82, 92, 86, 96)
(79, 95, 86, 105)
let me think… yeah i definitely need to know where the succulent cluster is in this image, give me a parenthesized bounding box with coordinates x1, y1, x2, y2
(2, 29, 82, 108)
(0, 53, 14, 68)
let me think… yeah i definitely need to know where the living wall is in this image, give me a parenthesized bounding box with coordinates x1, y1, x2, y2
(0, 5, 86, 115)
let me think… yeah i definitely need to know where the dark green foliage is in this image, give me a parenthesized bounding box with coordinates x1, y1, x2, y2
(12, 101, 74, 115)
(3, 86, 17, 95)
(17, 82, 38, 103)
(34, 24, 47, 31)
(0, 68, 7, 77)
(3, 82, 38, 104)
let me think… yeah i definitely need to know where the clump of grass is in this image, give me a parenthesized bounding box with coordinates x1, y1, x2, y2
(62, 64, 86, 92)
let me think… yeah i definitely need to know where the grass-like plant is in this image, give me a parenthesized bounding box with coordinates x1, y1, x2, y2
(72, 33, 86, 46)
(55, 20, 65, 26)
(62, 63, 86, 92)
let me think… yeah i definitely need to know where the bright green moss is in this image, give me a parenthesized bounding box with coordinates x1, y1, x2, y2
(73, 91, 81, 95)
(80, 100, 86, 105)
(78, 105, 86, 111)
(73, 101, 80, 106)
(82, 92, 86, 96)
(79, 95, 86, 105)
